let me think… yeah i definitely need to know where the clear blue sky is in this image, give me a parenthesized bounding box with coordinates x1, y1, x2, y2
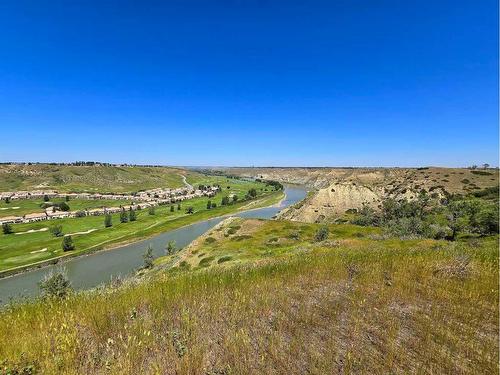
(0, 0, 498, 167)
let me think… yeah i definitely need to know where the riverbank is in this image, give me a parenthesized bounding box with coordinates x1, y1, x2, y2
(0, 191, 285, 279)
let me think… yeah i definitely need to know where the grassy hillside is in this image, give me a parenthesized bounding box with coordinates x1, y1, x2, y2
(0, 164, 192, 193)
(0, 219, 497, 374)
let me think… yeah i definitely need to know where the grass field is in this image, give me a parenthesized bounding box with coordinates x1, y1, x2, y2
(0, 178, 283, 273)
(0, 198, 131, 218)
(0, 219, 497, 374)
(0, 164, 195, 193)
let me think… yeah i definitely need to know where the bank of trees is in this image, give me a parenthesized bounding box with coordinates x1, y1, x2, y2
(351, 189, 498, 240)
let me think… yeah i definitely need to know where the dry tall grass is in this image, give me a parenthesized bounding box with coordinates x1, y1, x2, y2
(0, 223, 498, 374)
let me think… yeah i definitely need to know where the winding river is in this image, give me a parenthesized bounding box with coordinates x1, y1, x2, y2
(0, 186, 307, 305)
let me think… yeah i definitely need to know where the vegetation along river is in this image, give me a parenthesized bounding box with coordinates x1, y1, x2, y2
(0, 186, 307, 305)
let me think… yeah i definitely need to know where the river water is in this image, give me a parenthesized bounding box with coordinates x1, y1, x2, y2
(0, 186, 307, 304)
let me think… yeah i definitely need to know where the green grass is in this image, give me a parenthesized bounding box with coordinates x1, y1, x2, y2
(0, 198, 130, 218)
(0, 220, 497, 374)
(0, 181, 283, 273)
(0, 164, 196, 193)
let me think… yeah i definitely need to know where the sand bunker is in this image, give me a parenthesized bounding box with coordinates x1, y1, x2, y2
(30, 248, 48, 254)
(15, 228, 48, 235)
(65, 228, 97, 236)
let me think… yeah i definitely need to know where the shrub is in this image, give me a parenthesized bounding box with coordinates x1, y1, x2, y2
(2, 222, 13, 235)
(148, 206, 155, 215)
(104, 214, 112, 227)
(129, 209, 137, 221)
(143, 245, 154, 269)
(75, 210, 86, 218)
(204, 237, 216, 244)
(57, 201, 70, 211)
(199, 256, 215, 267)
(165, 241, 176, 255)
(39, 269, 72, 298)
(120, 209, 128, 223)
(218, 256, 232, 264)
(62, 235, 75, 251)
(49, 224, 63, 237)
(314, 226, 329, 242)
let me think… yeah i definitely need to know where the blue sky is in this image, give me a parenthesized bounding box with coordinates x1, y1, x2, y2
(0, 0, 498, 167)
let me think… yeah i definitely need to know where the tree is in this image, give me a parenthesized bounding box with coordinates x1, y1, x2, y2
(148, 206, 155, 215)
(58, 201, 70, 211)
(170, 205, 175, 213)
(482, 163, 490, 169)
(43, 195, 50, 202)
(207, 200, 212, 209)
(120, 209, 128, 223)
(2, 223, 13, 235)
(165, 240, 176, 255)
(177, 203, 181, 211)
(221, 196, 230, 206)
(186, 206, 194, 214)
(62, 235, 75, 251)
(4, 197, 10, 204)
(65, 195, 70, 202)
(232, 195, 239, 203)
(143, 245, 154, 269)
(211, 202, 217, 208)
(50, 224, 63, 237)
(104, 214, 112, 227)
(38, 269, 72, 299)
(314, 226, 329, 242)
(129, 209, 137, 221)
(248, 188, 257, 198)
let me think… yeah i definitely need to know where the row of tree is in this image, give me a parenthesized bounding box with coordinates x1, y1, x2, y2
(351, 188, 499, 240)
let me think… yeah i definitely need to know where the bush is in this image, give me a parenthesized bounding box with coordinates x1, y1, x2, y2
(104, 214, 112, 227)
(218, 256, 232, 264)
(143, 245, 154, 269)
(75, 210, 86, 218)
(39, 269, 72, 298)
(49, 224, 63, 237)
(314, 226, 329, 242)
(148, 206, 155, 215)
(120, 209, 128, 223)
(57, 201, 70, 211)
(62, 236, 75, 251)
(204, 237, 216, 244)
(2, 222, 13, 235)
(129, 209, 137, 221)
(165, 241, 176, 255)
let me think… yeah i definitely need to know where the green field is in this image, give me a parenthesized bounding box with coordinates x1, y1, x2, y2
(0, 198, 131, 218)
(0, 178, 283, 273)
(0, 164, 195, 193)
(0, 219, 497, 374)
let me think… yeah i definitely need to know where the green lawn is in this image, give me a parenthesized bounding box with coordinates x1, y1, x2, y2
(0, 198, 131, 218)
(0, 178, 283, 273)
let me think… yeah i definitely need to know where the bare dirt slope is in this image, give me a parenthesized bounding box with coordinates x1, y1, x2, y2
(222, 167, 499, 222)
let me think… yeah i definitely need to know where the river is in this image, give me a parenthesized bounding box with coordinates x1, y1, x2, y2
(0, 186, 307, 305)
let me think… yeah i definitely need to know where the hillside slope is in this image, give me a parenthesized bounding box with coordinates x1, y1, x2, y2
(221, 167, 499, 222)
(0, 218, 497, 374)
(0, 164, 194, 193)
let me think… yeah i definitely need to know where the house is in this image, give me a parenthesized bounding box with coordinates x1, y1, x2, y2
(0, 216, 23, 224)
(24, 212, 48, 222)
